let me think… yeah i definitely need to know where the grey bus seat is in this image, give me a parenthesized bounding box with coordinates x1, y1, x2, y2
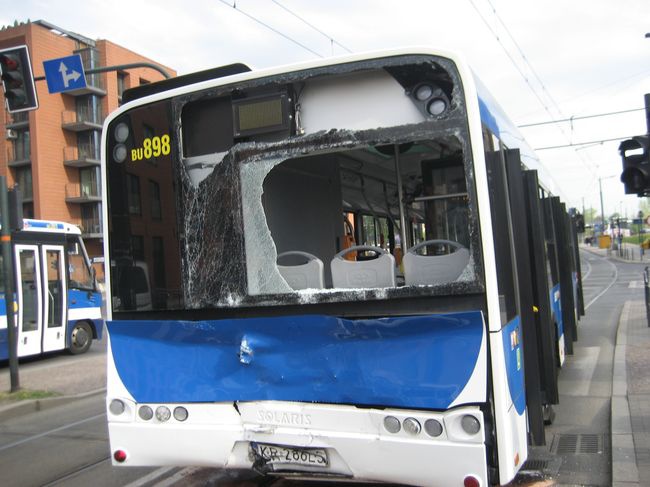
(331, 245, 396, 289)
(403, 240, 469, 286)
(277, 251, 325, 290)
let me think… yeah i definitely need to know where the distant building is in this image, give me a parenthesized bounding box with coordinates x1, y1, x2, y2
(0, 20, 175, 264)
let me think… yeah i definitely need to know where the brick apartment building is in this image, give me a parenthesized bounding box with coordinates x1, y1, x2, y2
(0, 20, 175, 265)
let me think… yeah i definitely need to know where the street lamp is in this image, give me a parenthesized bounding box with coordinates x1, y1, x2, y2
(599, 175, 618, 237)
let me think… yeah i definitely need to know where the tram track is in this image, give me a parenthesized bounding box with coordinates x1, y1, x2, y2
(39, 456, 111, 487)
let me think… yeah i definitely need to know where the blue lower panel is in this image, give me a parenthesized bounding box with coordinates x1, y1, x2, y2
(0, 327, 7, 361)
(109, 311, 485, 409)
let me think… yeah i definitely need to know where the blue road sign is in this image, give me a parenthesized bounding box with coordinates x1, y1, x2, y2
(43, 54, 87, 94)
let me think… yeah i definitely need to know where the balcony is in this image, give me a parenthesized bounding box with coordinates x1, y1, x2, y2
(6, 111, 29, 129)
(65, 183, 101, 203)
(65, 73, 107, 97)
(61, 110, 103, 132)
(6, 148, 31, 168)
(63, 145, 100, 168)
(80, 219, 102, 239)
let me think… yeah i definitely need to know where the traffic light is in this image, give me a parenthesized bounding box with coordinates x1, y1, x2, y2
(0, 45, 38, 113)
(619, 135, 650, 196)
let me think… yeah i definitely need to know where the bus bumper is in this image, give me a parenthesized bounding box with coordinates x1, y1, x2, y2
(107, 400, 490, 487)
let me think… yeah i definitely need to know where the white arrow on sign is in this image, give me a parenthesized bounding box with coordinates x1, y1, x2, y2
(58, 61, 81, 88)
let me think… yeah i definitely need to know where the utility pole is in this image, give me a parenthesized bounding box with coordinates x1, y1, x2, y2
(599, 177, 606, 236)
(0, 177, 19, 391)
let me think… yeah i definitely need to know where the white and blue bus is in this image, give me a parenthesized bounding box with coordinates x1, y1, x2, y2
(102, 48, 582, 486)
(0, 219, 103, 359)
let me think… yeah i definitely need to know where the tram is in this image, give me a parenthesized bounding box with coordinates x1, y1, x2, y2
(103, 48, 582, 486)
(0, 219, 103, 358)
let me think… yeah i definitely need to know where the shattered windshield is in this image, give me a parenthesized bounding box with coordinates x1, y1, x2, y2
(106, 54, 485, 313)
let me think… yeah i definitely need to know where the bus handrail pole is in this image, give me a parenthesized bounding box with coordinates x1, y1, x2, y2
(0, 177, 19, 391)
(393, 145, 409, 252)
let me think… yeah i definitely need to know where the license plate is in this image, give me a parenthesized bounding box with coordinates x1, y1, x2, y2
(252, 442, 329, 467)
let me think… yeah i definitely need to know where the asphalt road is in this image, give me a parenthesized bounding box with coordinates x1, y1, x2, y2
(0, 248, 641, 487)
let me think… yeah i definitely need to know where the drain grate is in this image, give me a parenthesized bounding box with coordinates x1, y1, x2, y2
(553, 434, 603, 454)
(521, 459, 548, 470)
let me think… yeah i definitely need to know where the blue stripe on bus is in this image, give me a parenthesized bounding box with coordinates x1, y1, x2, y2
(108, 311, 485, 408)
(68, 289, 102, 309)
(0, 327, 7, 361)
(501, 316, 526, 415)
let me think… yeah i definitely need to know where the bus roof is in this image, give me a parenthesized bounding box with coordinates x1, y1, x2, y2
(21, 219, 81, 235)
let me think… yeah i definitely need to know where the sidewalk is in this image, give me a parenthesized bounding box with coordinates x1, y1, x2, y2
(613, 299, 650, 486)
(0, 351, 106, 420)
(583, 244, 650, 485)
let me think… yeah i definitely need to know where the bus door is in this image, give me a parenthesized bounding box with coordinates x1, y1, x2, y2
(41, 245, 67, 352)
(14, 244, 43, 357)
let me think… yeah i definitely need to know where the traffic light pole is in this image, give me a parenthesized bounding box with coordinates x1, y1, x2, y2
(0, 177, 19, 392)
(33, 62, 171, 82)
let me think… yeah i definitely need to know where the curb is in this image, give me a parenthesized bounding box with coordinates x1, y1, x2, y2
(611, 301, 640, 487)
(0, 387, 106, 422)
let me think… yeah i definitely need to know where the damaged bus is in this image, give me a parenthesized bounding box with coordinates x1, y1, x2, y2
(103, 48, 581, 486)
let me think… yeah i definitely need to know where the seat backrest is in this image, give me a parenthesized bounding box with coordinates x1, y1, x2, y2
(277, 251, 324, 290)
(403, 240, 470, 286)
(331, 246, 396, 289)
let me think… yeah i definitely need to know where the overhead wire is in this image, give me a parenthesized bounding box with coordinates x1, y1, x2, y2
(216, 0, 324, 58)
(467, 0, 599, 181)
(519, 107, 645, 128)
(271, 0, 354, 55)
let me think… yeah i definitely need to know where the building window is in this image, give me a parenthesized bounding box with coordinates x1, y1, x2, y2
(117, 72, 127, 103)
(127, 174, 141, 215)
(149, 180, 162, 220)
(131, 235, 145, 260)
(81, 203, 101, 235)
(79, 167, 99, 197)
(14, 166, 33, 200)
(77, 131, 100, 160)
(152, 236, 166, 288)
(11, 130, 30, 162)
(76, 96, 102, 125)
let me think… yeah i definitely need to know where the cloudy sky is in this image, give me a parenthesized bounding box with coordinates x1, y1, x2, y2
(4, 0, 649, 217)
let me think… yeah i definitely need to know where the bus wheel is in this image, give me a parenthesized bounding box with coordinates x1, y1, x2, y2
(69, 322, 93, 355)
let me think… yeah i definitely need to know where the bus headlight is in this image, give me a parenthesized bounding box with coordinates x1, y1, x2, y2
(383, 416, 401, 433)
(113, 144, 127, 163)
(114, 122, 130, 143)
(173, 406, 189, 422)
(403, 417, 421, 435)
(461, 414, 481, 435)
(109, 399, 125, 415)
(424, 418, 443, 437)
(155, 406, 171, 422)
(138, 405, 154, 421)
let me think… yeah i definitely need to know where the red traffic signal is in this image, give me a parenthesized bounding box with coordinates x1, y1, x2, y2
(0, 45, 38, 113)
(620, 135, 650, 196)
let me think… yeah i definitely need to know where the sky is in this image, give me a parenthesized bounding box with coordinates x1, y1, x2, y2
(3, 0, 649, 219)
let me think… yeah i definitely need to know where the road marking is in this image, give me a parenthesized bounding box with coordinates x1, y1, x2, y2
(0, 413, 105, 452)
(563, 346, 601, 396)
(123, 467, 178, 487)
(582, 250, 618, 310)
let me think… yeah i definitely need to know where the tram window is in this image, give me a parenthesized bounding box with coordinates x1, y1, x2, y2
(243, 137, 477, 297)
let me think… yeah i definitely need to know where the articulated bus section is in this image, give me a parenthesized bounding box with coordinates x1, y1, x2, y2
(103, 49, 583, 486)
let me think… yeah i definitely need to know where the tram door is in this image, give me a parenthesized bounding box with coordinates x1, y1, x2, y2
(42, 246, 67, 352)
(15, 245, 43, 357)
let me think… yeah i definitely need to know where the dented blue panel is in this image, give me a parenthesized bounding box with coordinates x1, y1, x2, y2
(108, 311, 485, 409)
